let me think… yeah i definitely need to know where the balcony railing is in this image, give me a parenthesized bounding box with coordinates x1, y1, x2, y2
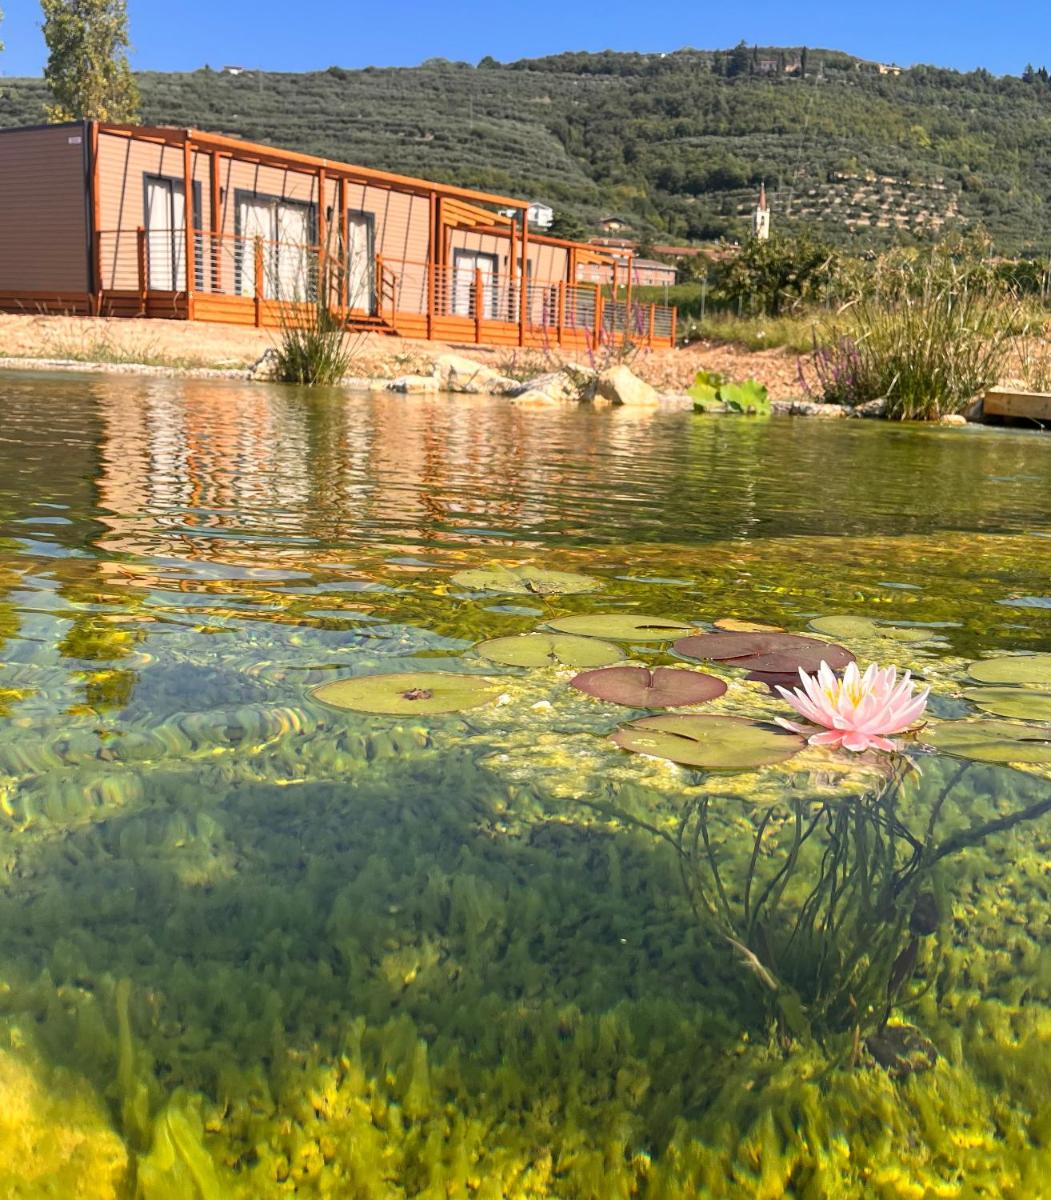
(95, 229, 677, 345)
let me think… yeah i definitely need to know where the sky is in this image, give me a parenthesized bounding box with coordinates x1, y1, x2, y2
(0, 0, 1043, 78)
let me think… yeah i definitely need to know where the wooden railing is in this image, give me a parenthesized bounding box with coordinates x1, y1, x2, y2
(94, 230, 677, 345)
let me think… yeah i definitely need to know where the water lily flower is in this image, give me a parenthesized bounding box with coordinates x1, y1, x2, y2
(775, 660, 929, 753)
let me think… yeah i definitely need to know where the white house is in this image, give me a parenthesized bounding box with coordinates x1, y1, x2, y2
(499, 201, 555, 230)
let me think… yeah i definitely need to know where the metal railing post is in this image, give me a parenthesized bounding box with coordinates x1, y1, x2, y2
(474, 267, 484, 343)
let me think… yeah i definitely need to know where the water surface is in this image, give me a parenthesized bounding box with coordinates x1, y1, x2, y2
(0, 372, 1048, 1196)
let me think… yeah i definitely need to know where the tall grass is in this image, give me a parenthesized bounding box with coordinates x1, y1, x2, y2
(271, 251, 360, 386)
(801, 258, 1019, 419)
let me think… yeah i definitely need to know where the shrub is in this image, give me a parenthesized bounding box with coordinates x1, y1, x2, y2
(271, 252, 361, 386)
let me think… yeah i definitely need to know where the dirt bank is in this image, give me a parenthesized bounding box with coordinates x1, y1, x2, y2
(0, 313, 807, 398)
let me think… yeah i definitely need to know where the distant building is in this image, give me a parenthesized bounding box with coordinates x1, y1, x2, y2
(577, 253, 677, 288)
(221, 65, 247, 75)
(752, 182, 771, 241)
(498, 201, 554, 229)
(876, 63, 903, 76)
(598, 215, 631, 233)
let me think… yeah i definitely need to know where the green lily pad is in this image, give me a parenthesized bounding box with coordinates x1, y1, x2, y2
(962, 687, 1051, 721)
(545, 613, 696, 641)
(571, 666, 727, 707)
(923, 719, 1051, 764)
(312, 672, 500, 715)
(451, 566, 601, 596)
(613, 714, 805, 771)
(675, 632, 855, 675)
(967, 654, 1051, 686)
(808, 615, 879, 639)
(475, 634, 624, 668)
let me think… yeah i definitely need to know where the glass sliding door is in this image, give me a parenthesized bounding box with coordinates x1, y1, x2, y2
(145, 177, 186, 291)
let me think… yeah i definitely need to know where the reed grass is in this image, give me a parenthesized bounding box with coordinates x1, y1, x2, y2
(271, 252, 360, 386)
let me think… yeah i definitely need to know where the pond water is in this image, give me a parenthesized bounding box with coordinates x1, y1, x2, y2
(0, 371, 1049, 1197)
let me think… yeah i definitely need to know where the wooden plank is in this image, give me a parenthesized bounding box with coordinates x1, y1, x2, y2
(983, 386, 1051, 422)
(183, 135, 196, 318)
(89, 121, 102, 313)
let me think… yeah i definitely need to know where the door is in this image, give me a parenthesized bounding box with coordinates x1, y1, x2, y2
(237, 196, 314, 300)
(453, 251, 498, 318)
(346, 212, 374, 313)
(238, 196, 273, 298)
(145, 177, 186, 291)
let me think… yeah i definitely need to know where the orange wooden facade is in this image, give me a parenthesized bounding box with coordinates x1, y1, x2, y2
(0, 122, 676, 349)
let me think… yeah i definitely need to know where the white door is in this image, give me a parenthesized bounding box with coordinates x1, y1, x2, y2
(238, 197, 272, 297)
(146, 178, 186, 291)
(454, 252, 497, 318)
(346, 213, 373, 312)
(276, 203, 310, 300)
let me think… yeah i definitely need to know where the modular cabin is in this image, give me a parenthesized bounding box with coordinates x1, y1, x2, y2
(0, 121, 676, 349)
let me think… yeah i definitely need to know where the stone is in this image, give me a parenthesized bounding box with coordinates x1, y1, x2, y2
(851, 397, 887, 418)
(246, 348, 281, 381)
(508, 388, 572, 407)
(507, 369, 592, 403)
(594, 364, 659, 408)
(386, 374, 440, 394)
(771, 399, 846, 418)
(938, 413, 968, 426)
(434, 353, 517, 395)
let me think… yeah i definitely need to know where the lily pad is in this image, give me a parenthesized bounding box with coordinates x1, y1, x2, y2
(312, 672, 500, 715)
(613, 714, 805, 771)
(714, 618, 784, 633)
(451, 565, 601, 596)
(962, 687, 1051, 721)
(571, 666, 727, 708)
(475, 634, 623, 668)
(967, 654, 1051, 687)
(808, 615, 879, 639)
(923, 719, 1051, 764)
(545, 614, 696, 641)
(675, 632, 855, 675)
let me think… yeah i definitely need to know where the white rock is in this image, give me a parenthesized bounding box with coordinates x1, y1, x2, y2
(434, 353, 517, 394)
(386, 374, 440, 394)
(594, 364, 659, 407)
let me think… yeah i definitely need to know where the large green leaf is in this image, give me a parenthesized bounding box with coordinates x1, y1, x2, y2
(475, 634, 624, 668)
(312, 672, 500, 715)
(571, 666, 727, 708)
(545, 613, 696, 641)
(675, 631, 854, 674)
(923, 719, 1051, 763)
(451, 565, 602, 596)
(967, 655, 1051, 686)
(721, 379, 771, 415)
(962, 687, 1051, 721)
(613, 714, 805, 770)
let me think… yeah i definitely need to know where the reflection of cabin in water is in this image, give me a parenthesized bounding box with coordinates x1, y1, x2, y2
(0, 121, 676, 348)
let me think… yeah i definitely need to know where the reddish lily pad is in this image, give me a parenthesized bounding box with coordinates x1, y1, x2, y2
(675, 632, 855, 675)
(546, 613, 696, 641)
(571, 666, 727, 708)
(613, 714, 805, 771)
(312, 671, 499, 715)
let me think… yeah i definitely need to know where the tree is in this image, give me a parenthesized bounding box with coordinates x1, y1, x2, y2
(40, 0, 140, 122)
(728, 41, 751, 78)
(801, 46, 809, 79)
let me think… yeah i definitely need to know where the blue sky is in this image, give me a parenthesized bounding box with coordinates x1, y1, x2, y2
(0, 0, 1041, 77)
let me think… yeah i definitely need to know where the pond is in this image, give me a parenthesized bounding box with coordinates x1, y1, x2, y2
(0, 370, 1049, 1196)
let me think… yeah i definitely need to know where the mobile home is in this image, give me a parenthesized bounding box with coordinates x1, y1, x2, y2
(0, 122, 676, 349)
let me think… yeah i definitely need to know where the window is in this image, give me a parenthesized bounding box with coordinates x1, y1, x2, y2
(235, 191, 317, 300)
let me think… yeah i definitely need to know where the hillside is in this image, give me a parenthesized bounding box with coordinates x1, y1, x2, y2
(3, 46, 1051, 253)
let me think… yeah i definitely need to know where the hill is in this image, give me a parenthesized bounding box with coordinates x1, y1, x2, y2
(3, 46, 1051, 253)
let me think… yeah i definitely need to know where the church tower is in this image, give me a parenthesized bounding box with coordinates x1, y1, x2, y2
(752, 181, 771, 241)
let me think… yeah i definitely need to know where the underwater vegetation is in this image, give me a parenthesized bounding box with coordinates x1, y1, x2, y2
(1, 381, 1051, 1196)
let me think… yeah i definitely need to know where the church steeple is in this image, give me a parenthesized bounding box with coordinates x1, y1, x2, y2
(752, 181, 771, 241)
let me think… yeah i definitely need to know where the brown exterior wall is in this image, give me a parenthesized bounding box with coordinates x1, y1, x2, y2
(0, 123, 90, 296)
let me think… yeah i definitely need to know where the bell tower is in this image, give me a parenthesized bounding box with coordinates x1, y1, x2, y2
(752, 181, 771, 241)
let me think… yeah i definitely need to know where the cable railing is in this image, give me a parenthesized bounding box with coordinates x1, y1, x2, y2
(95, 230, 677, 344)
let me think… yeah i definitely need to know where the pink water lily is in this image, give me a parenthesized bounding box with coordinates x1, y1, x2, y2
(775, 660, 929, 753)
